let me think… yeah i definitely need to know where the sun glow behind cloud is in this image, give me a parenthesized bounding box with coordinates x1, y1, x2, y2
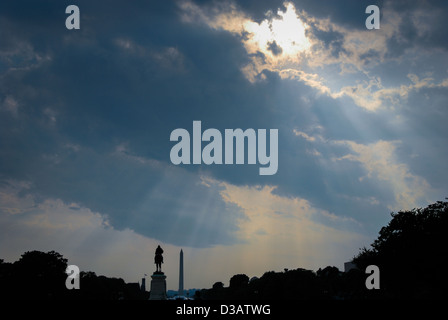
(243, 3, 311, 58)
(179, 1, 312, 81)
(180, 1, 448, 113)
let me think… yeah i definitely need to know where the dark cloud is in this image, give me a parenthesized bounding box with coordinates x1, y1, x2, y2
(0, 0, 251, 247)
(222, 0, 383, 30)
(306, 25, 348, 59)
(267, 41, 283, 56)
(395, 86, 448, 191)
(295, 0, 384, 29)
(1, 0, 448, 248)
(384, 1, 448, 56)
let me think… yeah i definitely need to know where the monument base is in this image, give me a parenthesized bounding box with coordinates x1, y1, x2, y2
(149, 272, 167, 300)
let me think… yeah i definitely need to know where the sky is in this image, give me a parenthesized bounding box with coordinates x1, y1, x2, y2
(1, 0, 447, 291)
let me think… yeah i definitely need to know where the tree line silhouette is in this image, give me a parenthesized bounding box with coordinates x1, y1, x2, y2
(0, 250, 147, 300)
(1, 200, 447, 299)
(197, 200, 448, 299)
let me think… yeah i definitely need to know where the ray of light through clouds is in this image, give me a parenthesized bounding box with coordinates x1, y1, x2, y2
(1, 0, 448, 290)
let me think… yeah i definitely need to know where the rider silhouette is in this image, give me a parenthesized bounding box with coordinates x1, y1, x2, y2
(155, 245, 164, 272)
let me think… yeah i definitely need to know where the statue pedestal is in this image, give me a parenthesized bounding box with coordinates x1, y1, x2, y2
(149, 272, 167, 300)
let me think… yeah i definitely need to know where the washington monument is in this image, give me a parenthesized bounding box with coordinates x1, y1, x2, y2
(178, 249, 184, 296)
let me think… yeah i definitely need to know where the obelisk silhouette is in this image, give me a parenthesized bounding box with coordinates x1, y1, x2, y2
(178, 249, 184, 297)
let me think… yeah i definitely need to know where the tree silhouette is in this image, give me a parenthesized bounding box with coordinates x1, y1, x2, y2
(212, 281, 224, 290)
(353, 200, 448, 298)
(0, 250, 148, 300)
(229, 274, 249, 288)
(2, 250, 69, 299)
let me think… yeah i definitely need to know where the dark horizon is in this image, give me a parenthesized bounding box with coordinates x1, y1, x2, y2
(2, 199, 447, 299)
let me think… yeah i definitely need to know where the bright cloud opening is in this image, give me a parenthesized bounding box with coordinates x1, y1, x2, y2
(179, 1, 311, 81)
(244, 3, 311, 58)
